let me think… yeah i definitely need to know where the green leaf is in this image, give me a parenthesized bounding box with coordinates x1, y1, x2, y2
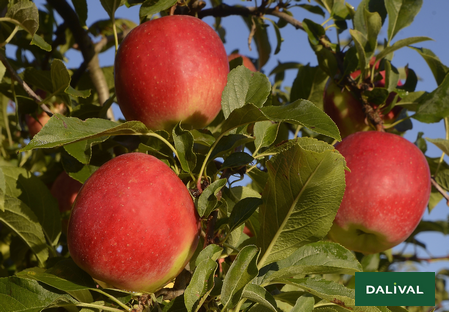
(302, 19, 325, 46)
(140, 0, 177, 19)
(426, 138, 449, 155)
(256, 242, 362, 285)
(100, 0, 126, 18)
(257, 138, 346, 266)
(228, 197, 263, 233)
(2, 166, 61, 246)
(6, 0, 38, 36)
(20, 115, 149, 152)
(263, 17, 283, 55)
(0, 276, 76, 312)
(221, 101, 341, 142)
(221, 152, 254, 170)
(290, 294, 314, 312)
(194, 244, 223, 268)
(71, 0, 88, 27)
(290, 65, 329, 110)
(242, 16, 271, 69)
(210, 134, 254, 161)
(409, 47, 449, 86)
(254, 121, 279, 153)
(349, 29, 368, 78)
(221, 245, 259, 310)
(31, 34, 52, 51)
(0, 195, 48, 265)
(375, 36, 433, 67)
(277, 277, 382, 312)
(51, 59, 72, 105)
(185, 259, 218, 312)
(242, 283, 277, 312)
(16, 258, 97, 301)
(173, 124, 197, 173)
(0, 169, 4, 212)
(412, 73, 449, 123)
(385, 0, 423, 43)
(221, 66, 271, 119)
(196, 179, 227, 218)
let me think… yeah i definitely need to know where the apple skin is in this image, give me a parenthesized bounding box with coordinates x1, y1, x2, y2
(328, 131, 431, 254)
(114, 15, 229, 132)
(25, 112, 51, 138)
(67, 153, 200, 292)
(51, 171, 83, 214)
(228, 53, 257, 72)
(323, 68, 403, 139)
(50, 171, 83, 232)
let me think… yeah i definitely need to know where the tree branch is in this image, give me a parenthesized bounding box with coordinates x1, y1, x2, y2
(198, 4, 304, 31)
(0, 52, 53, 116)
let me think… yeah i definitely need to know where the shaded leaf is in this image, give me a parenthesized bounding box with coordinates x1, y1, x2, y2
(100, 0, 126, 18)
(2, 166, 60, 246)
(139, 0, 177, 20)
(196, 179, 227, 218)
(0, 276, 76, 312)
(173, 124, 196, 173)
(6, 0, 38, 36)
(228, 197, 263, 233)
(0, 195, 48, 265)
(221, 245, 259, 310)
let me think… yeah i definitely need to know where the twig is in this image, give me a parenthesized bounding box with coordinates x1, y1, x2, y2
(0, 52, 53, 116)
(198, 4, 304, 31)
(431, 177, 449, 206)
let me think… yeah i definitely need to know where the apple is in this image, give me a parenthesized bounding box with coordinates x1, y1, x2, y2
(114, 15, 229, 132)
(25, 111, 51, 138)
(327, 131, 431, 254)
(50, 171, 83, 231)
(67, 153, 200, 292)
(228, 53, 257, 72)
(323, 62, 403, 138)
(26, 90, 66, 138)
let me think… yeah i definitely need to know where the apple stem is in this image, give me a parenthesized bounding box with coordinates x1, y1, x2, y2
(91, 288, 132, 311)
(151, 293, 163, 312)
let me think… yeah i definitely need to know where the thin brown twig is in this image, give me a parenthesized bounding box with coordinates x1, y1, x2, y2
(431, 177, 449, 205)
(0, 52, 53, 116)
(198, 4, 304, 31)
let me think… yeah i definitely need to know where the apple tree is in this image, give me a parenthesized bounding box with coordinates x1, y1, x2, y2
(0, 0, 448, 311)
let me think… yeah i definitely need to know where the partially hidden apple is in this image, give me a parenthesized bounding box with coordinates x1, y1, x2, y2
(67, 153, 200, 292)
(228, 53, 257, 72)
(328, 131, 431, 254)
(114, 15, 229, 132)
(26, 90, 66, 138)
(323, 62, 403, 138)
(50, 171, 83, 232)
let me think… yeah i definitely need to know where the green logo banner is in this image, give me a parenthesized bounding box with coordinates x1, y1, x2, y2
(355, 272, 435, 306)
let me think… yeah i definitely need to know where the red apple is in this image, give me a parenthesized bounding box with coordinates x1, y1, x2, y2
(328, 131, 431, 254)
(67, 153, 200, 292)
(323, 63, 403, 138)
(228, 53, 257, 72)
(114, 15, 229, 132)
(25, 111, 51, 138)
(50, 171, 83, 232)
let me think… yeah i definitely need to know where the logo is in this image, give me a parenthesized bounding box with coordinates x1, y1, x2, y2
(355, 272, 435, 306)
